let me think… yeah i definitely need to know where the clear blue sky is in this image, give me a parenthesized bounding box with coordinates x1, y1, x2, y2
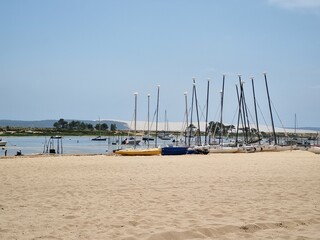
(1, 0, 320, 128)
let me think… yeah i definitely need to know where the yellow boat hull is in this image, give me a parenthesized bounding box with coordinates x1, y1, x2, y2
(114, 148, 161, 156)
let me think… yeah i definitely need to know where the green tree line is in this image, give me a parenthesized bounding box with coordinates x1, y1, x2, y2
(53, 119, 117, 131)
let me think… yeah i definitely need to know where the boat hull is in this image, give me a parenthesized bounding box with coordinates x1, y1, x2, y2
(308, 146, 320, 154)
(114, 148, 161, 156)
(209, 146, 238, 153)
(161, 146, 188, 155)
(91, 136, 107, 141)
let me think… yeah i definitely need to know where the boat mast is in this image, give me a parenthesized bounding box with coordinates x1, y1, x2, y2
(219, 75, 225, 145)
(235, 84, 241, 145)
(147, 94, 150, 148)
(251, 77, 261, 144)
(155, 85, 160, 147)
(194, 79, 201, 145)
(205, 78, 210, 145)
(294, 113, 297, 135)
(134, 92, 138, 149)
(264, 72, 277, 145)
(241, 78, 252, 143)
(190, 78, 202, 146)
(184, 92, 188, 145)
(189, 79, 195, 147)
(238, 75, 249, 144)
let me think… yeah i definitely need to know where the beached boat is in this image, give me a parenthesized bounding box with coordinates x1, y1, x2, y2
(0, 139, 7, 147)
(237, 145, 256, 153)
(114, 148, 161, 156)
(209, 145, 238, 153)
(161, 146, 188, 155)
(308, 146, 320, 154)
(188, 145, 210, 154)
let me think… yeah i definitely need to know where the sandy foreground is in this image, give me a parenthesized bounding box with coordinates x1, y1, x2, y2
(0, 151, 320, 240)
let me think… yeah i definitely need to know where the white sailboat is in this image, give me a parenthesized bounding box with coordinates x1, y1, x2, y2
(0, 138, 7, 147)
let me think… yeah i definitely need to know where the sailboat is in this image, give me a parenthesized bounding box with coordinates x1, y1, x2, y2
(142, 94, 155, 143)
(0, 138, 7, 147)
(115, 92, 161, 156)
(207, 76, 239, 154)
(158, 110, 173, 140)
(91, 118, 107, 141)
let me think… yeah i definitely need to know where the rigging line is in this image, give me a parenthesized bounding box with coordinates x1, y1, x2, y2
(231, 105, 238, 128)
(207, 105, 220, 135)
(256, 102, 272, 136)
(180, 108, 190, 134)
(149, 108, 157, 131)
(199, 104, 206, 121)
(127, 109, 136, 135)
(246, 103, 258, 130)
(271, 100, 288, 136)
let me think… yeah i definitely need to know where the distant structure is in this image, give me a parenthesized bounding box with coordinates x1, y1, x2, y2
(43, 136, 63, 154)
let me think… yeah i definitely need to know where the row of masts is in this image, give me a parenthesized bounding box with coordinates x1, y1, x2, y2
(131, 72, 277, 148)
(192, 72, 277, 147)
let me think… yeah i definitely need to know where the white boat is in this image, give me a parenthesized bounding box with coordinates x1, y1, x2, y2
(0, 139, 7, 147)
(237, 145, 256, 153)
(121, 137, 141, 145)
(158, 133, 174, 140)
(209, 145, 238, 153)
(254, 144, 293, 152)
(308, 146, 320, 154)
(158, 110, 173, 140)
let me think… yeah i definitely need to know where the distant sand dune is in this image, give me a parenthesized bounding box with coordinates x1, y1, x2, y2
(0, 151, 319, 239)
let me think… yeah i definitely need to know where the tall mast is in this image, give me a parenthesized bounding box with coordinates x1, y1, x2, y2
(238, 75, 249, 144)
(155, 85, 160, 147)
(235, 84, 241, 145)
(264, 72, 277, 145)
(251, 77, 261, 144)
(134, 92, 138, 149)
(194, 78, 201, 145)
(241, 79, 252, 143)
(189, 79, 195, 147)
(205, 78, 210, 145)
(219, 75, 225, 144)
(184, 92, 188, 146)
(294, 113, 297, 135)
(147, 94, 150, 148)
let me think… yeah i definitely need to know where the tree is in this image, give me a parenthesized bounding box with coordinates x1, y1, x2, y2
(110, 123, 117, 131)
(101, 123, 109, 131)
(53, 118, 68, 129)
(87, 123, 94, 130)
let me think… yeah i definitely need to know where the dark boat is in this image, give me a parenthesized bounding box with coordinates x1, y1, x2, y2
(161, 146, 188, 155)
(142, 136, 155, 141)
(91, 136, 107, 141)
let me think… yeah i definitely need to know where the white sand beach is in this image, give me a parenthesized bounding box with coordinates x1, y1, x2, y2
(0, 151, 320, 239)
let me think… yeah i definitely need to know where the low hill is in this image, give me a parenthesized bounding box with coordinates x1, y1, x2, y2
(0, 119, 129, 130)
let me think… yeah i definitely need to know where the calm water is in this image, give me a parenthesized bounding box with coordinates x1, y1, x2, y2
(0, 135, 183, 156)
(1, 136, 120, 156)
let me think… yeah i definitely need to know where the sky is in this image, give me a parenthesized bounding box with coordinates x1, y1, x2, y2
(1, 0, 320, 128)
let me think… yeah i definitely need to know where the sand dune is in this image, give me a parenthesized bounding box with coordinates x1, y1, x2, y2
(0, 151, 319, 239)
